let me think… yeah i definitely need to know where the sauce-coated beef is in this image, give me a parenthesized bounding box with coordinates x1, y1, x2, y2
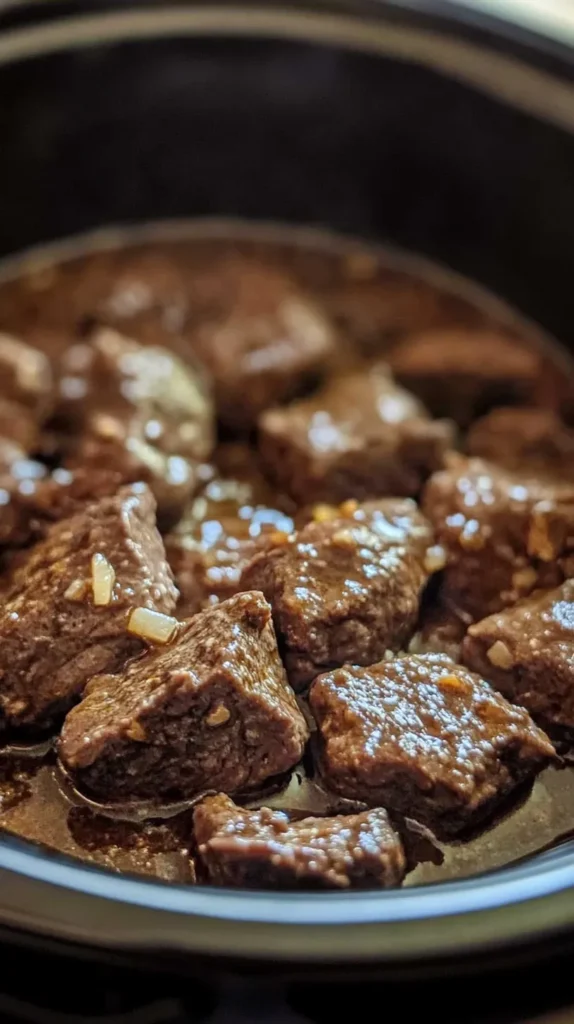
(241, 498, 436, 689)
(59, 592, 309, 801)
(310, 653, 555, 837)
(258, 364, 453, 506)
(0, 484, 176, 733)
(194, 793, 405, 889)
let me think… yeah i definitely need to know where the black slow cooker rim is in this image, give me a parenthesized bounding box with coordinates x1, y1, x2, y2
(0, 0, 574, 965)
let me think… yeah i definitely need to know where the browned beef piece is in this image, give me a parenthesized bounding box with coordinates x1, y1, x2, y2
(309, 653, 555, 838)
(0, 439, 49, 547)
(58, 328, 215, 527)
(241, 498, 436, 689)
(422, 455, 574, 626)
(187, 258, 335, 429)
(258, 365, 453, 506)
(193, 793, 405, 889)
(467, 407, 574, 476)
(59, 592, 309, 802)
(165, 444, 295, 617)
(0, 483, 177, 733)
(0, 332, 53, 431)
(388, 328, 539, 427)
(463, 579, 574, 743)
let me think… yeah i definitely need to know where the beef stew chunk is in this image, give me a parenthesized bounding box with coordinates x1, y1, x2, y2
(467, 407, 574, 475)
(463, 580, 574, 742)
(423, 455, 574, 625)
(58, 328, 215, 526)
(0, 483, 177, 733)
(193, 793, 405, 889)
(165, 445, 295, 617)
(59, 591, 309, 801)
(241, 498, 436, 690)
(0, 331, 53, 440)
(310, 653, 555, 838)
(187, 259, 336, 428)
(259, 364, 453, 506)
(388, 328, 539, 427)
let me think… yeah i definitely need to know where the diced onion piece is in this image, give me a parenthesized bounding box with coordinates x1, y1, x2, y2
(424, 545, 447, 573)
(487, 640, 514, 670)
(91, 553, 116, 606)
(206, 704, 231, 727)
(64, 578, 88, 602)
(128, 607, 178, 645)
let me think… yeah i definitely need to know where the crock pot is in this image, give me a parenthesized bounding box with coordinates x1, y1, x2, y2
(1, 0, 574, 977)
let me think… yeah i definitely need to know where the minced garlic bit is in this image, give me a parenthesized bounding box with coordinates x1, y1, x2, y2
(512, 566, 538, 592)
(527, 509, 556, 562)
(64, 578, 88, 602)
(487, 640, 514, 670)
(439, 673, 468, 693)
(127, 721, 147, 742)
(313, 503, 338, 523)
(91, 552, 116, 607)
(424, 544, 447, 574)
(128, 607, 178, 645)
(339, 499, 359, 518)
(206, 704, 231, 727)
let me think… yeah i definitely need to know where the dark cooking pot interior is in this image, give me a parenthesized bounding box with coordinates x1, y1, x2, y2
(0, 3, 574, 967)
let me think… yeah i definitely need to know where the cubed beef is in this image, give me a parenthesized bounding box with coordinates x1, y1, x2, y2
(187, 258, 335, 428)
(59, 591, 309, 802)
(58, 328, 215, 527)
(388, 328, 539, 427)
(0, 332, 53, 424)
(0, 483, 177, 733)
(193, 793, 405, 889)
(241, 498, 437, 689)
(258, 364, 453, 506)
(463, 579, 574, 743)
(423, 455, 574, 625)
(165, 445, 295, 616)
(309, 653, 554, 838)
(467, 407, 574, 476)
(0, 440, 48, 547)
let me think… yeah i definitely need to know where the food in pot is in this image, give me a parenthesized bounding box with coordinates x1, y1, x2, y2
(309, 653, 555, 838)
(0, 228, 569, 890)
(193, 793, 406, 889)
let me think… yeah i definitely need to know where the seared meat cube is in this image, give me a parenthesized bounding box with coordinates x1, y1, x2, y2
(193, 793, 405, 889)
(241, 498, 437, 689)
(188, 259, 335, 428)
(0, 483, 177, 733)
(423, 455, 574, 625)
(0, 332, 53, 430)
(58, 328, 215, 527)
(309, 653, 554, 838)
(165, 445, 295, 617)
(258, 365, 453, 505)
(467, 407, 574, 476)
(388, 328, 539, 427)
(0, 439, 48, 547)
(59, 592, 309, 802)
(463, 579, 574, 742)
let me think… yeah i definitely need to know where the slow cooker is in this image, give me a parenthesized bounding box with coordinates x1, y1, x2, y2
(0, 1, 574, 1004)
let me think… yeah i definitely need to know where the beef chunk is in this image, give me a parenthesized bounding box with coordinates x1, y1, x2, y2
(467, 407, 574, 476)
(0, 483, 177, 733)
(187, 259, 335, 428)
(241, 498, 436, 689)
(388, 328, 539, 427)
(463, 580, 574, 742)
(165, 445, 295, 616)
(423, 455, 574, 625)
(258, 364, 453, 505)
(193, 794, 405, 889)
(59, 591, 308, 802)
(309, 653, 554, 838)
(58, 328, 215, 527)
(0, 440, 48, 547)
(0, 332, 53, 424)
